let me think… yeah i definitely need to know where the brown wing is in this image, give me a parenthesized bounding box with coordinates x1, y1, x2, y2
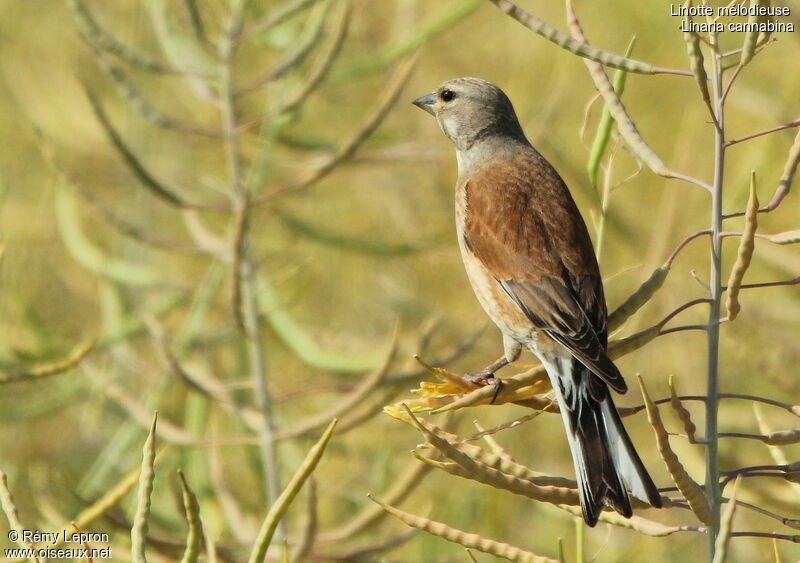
(463, 150, 626, 394)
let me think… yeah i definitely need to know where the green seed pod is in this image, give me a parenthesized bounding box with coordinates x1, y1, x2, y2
(608, 266, 670, 331)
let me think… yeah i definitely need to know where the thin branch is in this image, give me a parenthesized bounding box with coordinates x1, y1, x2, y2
(88, 42, 218, 137)
(82, 84, 224, 211)
(243, 0, 322, 41)
(733, 276, 800, 291)
(235, 1, 329, 96)
(490, 0, 692, 76)
(36, 126, 206, 254)
(659, 298, 713, 328)
(564, 1, 712, 192)
(247, 1, 351, 124)
(725, 127, 800, 218)
(219, 4, 283, 520)
(623, 393, 800, 418)
(658, 324, 708, 335)
(666, 228, 779, 267)
(718, 432, 770, 441)
(256, 51, 417, 201)
(730, 532, 799, 543)
(725, 118, 800, 147)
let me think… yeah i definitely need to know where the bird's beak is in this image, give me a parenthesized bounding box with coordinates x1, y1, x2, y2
(412, 92, 436, 116)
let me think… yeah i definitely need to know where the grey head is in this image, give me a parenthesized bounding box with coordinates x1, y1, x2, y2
(412, 78, 529, 154)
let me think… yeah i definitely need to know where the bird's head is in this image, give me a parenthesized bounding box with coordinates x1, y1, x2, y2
(412, 77, 527, 152)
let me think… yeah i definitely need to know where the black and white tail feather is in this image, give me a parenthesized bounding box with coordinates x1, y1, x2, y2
(544, 356, 663, 526)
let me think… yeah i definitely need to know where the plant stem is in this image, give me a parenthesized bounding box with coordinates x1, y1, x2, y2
(594, 143, 616, 264)
(219, 2, 283, 530)
(705, 31, 726, 560)
(575, 516, 584, 563)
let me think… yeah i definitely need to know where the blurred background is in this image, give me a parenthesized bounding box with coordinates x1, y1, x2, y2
(0, 0, 798, 561)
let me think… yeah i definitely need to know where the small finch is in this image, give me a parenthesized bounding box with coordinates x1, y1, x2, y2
(413, 77, 662, 526)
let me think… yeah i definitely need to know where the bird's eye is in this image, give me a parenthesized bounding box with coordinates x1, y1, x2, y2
(440, 89, 456, 102)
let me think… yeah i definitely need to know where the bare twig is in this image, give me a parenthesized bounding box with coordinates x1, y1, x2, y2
(257, 51, 417, 201)
(725, 118, 800, 147)
(490, 0, 692, 76)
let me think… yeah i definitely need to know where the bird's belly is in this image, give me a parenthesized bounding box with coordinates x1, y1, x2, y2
(458, 243, 535, 344)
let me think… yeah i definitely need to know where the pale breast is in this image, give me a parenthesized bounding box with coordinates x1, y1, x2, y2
(455, 182, 535, 345)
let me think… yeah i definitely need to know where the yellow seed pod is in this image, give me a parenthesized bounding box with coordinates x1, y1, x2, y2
(772, 128, 800, 209)
(726, 172, 759, 321)
(369, 494, 557, 562)
(638, 376, 713, 525)
(404, 407, 580, 506)
(669, 375, 697, 444)
(768, 230, 800, 244)
(558, 505, 697, 537)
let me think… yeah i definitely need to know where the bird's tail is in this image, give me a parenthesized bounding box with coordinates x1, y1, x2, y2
(546, 356, 662, 526)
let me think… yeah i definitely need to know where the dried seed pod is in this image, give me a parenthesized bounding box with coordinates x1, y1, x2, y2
(490, 0, 657, 74)
(403, 407, 580, 506)
(669, 376, 697, 444)
(49, 448, 166, 550)
(369, 494, 557, 562)
(319, 456, 433, 543)
(249, 420, 337, 563)
(399, 415, 575, 487)
(764, 428, 800, 446)
(565, 1, 671, 177)
(740, 0, 762, 67)
(132, 413, 158, 563)
(767, 128, 800, 210)
(178, 470, 203, 563)
(413, 454, 580, 507)
(557, 505, 702, 537)
(429, 366, 550, 413)
(0, 471, 31, 551)
(768, 230, 800, 244)
(757, 0, 773, 46)
(712, 477, 741, 563)
(608, 266, 670, 331)
(638, 377, 713, 525)
(682, 1, 714, 118)
(726, 172, 759, 321)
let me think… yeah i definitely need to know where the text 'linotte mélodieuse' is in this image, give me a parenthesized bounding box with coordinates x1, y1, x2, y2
(670, 3, 794, 33)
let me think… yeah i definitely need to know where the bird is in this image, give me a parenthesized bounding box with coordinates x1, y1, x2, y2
(412, 77, 662, 526)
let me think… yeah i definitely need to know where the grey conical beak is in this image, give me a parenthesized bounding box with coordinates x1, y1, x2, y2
(412, 92, 436, 116)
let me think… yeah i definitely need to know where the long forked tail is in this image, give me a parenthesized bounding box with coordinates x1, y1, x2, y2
(546, 357, 662, 527)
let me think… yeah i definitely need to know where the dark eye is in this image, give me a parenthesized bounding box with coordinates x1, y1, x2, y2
(440, 89, 456, 102)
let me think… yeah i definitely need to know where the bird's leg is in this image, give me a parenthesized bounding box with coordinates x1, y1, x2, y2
(464, 336, 521, 404)
(464, 357, 508, 404)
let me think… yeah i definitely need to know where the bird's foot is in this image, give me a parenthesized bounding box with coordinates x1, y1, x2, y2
(463, 369, 504, 404)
